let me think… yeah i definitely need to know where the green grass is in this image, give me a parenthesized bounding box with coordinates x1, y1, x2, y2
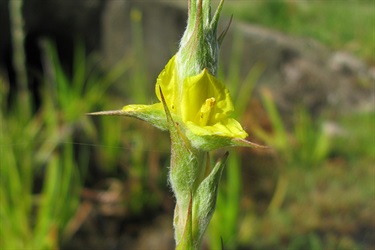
(0, 39, 131, 248)
(246, 157, 374, 250)
(0, 63, 82, 250)
(224, 0, 375, 62)
(334, 112, 375, 161)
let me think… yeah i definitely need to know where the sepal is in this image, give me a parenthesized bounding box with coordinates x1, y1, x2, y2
(186, 127, 266, 151)
(87, 103, 168, 131)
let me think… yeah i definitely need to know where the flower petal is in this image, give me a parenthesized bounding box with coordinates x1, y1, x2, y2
(181, 68, 234, 125)
(155, 55, 180, 115)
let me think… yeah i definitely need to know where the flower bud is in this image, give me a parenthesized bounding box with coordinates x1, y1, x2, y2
(176, 0, 225, 80)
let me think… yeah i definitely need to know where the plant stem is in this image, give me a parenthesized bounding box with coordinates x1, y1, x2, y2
(9, 0, 30, 116)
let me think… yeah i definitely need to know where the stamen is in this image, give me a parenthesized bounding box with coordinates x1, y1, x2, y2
(198, 97, 215, 126)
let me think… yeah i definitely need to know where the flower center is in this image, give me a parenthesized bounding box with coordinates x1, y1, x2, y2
(196, 97, 215, 126)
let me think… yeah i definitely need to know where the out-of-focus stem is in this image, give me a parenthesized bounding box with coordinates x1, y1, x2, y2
(9, 0, 30, 115)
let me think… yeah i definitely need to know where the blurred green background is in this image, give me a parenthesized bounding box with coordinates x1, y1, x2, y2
(1, 0, 374, 249)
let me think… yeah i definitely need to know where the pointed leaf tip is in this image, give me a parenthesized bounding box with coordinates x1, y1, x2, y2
(232, 138, 269, 149)
(86, 110, 127, 116)
(222, 151, 229, 161)
(218, 15, 232, 45)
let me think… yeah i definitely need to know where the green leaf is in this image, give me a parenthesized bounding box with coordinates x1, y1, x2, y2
(192, 152, 228, 247)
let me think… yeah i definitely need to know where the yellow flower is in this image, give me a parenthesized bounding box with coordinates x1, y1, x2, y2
(90, 54, 261, 151)
(155, 55, 247, 139)
(108, 54, 263, 151)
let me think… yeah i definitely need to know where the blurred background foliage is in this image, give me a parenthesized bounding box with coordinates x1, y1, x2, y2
(1, 0, 374, 249)
(224, 0, 375, 63)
